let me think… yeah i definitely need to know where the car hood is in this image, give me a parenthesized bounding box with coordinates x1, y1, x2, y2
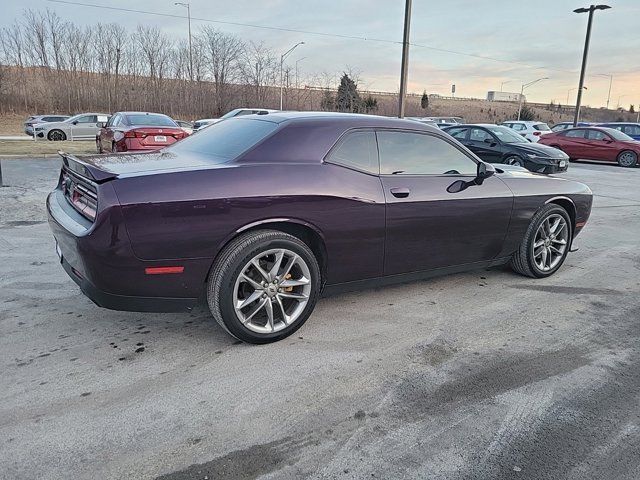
(511, 142, 567, 158)
(61, 150, 223, 182)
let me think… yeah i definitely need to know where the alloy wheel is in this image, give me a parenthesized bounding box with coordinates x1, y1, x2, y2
(618, 151, 637, 167)
(49, 130, 65, 141)
(233, 248, 311, 334)
(532, 213, 569, 272)
(506, 156, 524, 166)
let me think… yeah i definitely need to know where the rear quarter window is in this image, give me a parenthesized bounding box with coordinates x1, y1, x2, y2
(326, 131, 378, 174)
(168, 118, 278, 162)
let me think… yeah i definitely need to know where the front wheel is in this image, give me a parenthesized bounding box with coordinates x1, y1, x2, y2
(504, 156, 524, 167)
(48, 129, 66, 141)
(511, 204, 571, 278)
(207, 230, 321, 344)
(617, 150, 638, 168)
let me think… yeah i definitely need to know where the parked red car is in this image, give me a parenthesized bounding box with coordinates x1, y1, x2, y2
(538, 126, 640, 167)
(96, 112, 188, 153)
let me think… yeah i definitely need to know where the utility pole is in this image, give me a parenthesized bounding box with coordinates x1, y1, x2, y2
(280, 42, 304, 110)
(398, 0, 412, 118)
(573, 4, 611, 125)
(175, 3, 193, 81)
(500, 80, 512, 92)
(517, 77, 548, 120)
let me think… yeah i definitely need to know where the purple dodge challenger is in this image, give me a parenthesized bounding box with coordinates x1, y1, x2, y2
(48, 112, 593, 343)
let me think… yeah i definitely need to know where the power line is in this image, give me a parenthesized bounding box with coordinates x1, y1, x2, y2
(44, 0, 612, 78)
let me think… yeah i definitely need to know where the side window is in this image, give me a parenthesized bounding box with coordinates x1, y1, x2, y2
(234, 110, 252, 117)
(624, 125, 640, 136)
(327, 131, 378, 174)
(446, 127, 468, 140)
(377, 131, 477, 176)
(470, 128, 494, 142)
(588, 130, 608, 140)
(564, 129, 587, 138)
(107, 115, 118, 127)
(512, 123, 525, 131)
(76, 115, 96, 123)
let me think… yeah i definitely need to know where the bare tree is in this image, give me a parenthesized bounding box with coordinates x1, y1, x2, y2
(239, 41, 278, 107)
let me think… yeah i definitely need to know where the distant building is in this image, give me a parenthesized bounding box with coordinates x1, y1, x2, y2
(487, 91, 525, 102)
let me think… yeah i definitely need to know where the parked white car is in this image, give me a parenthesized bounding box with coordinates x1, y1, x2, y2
(501, 121, 552, 143)
(193, 108, 277, 132)
(34, 113, 110, 141)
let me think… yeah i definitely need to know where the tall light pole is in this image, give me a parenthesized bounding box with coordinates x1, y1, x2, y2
(175, 2, 193, 81)
(596, 73, 613, 109)
(398, 0, 412, 118)
(573, 4, 611, 125)
(279, 42, 304, 110)
(517, 77, 548, 120)
(500, 80, 512, 92)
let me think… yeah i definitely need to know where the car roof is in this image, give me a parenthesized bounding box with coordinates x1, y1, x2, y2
(599, 122, 639, 125)
(117, 111, 171, 116)
(503, 120, 546, 125)
(244, 111, 441, 130)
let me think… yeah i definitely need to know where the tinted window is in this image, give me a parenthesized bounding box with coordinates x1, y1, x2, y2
(533, 123, 551, 131)
(446, 127, 468, 140)
(327, 131, 378, 173)
(552, 124, 567, 132)
(377, 131, 476, 176)
(564, 129, 587, 138)
(168, 118, 278, 162)
(470, 128, 494, 142)
(125, 114, 176, 127)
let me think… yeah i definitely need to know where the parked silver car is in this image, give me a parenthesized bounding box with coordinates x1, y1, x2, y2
(24, 115, 70, 136)
(193, 108, 277, 132)
(34, 113, 110, 141)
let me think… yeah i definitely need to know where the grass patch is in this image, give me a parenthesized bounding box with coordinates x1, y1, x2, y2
(0, 140, 95, 156)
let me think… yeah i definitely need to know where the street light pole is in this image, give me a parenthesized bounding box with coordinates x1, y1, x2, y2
(398, 0, 412, 118)
(517, 77, 549, 120)
(500, 80, 512, 92)
(573, 4, 611, 126)
(598, 73, 613, 109)
(280, 42, 304, 110)
(175, 2, 193, 81)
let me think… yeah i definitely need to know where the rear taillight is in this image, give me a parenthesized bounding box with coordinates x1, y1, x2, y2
(124, 130, 147, 138)
(62, 171, 98, 221)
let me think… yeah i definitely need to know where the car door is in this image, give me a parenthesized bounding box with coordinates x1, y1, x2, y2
(377, 129, 513, 275)
(467, 127, 502, 163)
(70, 115, 97, 139)
(586, 129, 615, 160)
(101, 114, 119, 150)
(559, 129, 589, 158)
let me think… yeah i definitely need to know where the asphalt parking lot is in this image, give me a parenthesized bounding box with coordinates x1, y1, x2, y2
(1, 158, 640, 480)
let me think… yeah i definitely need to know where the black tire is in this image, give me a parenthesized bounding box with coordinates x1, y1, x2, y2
(510, 204, 572, 278)
(207, 229, 321, 344)
(504, 155, 524, 167)
(48, 129, 66, 141)
(617, 150, 638, 168)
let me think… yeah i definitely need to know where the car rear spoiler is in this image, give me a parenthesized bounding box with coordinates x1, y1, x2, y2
(58, 151, 117, 183)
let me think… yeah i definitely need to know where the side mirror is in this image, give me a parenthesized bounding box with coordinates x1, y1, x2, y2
(72, 120, 78, 125)
(483, 138, 498, 147)
(475, 162, 495, 185)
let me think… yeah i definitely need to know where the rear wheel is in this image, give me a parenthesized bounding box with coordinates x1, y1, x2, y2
(48, 129, 66, 141)
(511, 204, 571, 278)
(617, 150, 638, 167)
(207, 230, 321, 344)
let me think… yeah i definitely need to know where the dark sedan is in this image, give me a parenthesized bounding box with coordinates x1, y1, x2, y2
(48, 112, 592, 343)
(444, 124, 569, 174)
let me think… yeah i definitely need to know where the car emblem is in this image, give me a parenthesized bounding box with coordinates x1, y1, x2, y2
(159, 129, 163, 133)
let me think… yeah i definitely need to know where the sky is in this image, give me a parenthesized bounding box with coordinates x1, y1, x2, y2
(3, 0, 639, 108)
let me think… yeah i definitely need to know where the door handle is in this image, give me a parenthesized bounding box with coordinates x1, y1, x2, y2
(390, 187, 410, 198)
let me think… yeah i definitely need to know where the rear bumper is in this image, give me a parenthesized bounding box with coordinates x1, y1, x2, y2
(47, 189, 200, 313)
(123, 138, 177, 151)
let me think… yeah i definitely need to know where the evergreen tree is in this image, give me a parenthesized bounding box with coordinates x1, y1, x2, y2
(421, 90, 429, 110)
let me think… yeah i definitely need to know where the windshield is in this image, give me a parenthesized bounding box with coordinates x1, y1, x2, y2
(485, 125, 528, 143)
(64, 114, 83, 123)
(533, 123, 551, 131)
(167, 118, 278, 163)
(605, 128, 634, 141)
(125, 114, 177, 127)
